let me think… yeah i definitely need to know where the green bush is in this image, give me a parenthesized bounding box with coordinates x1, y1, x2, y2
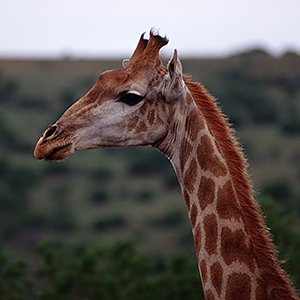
(149, 209, 185, 228)
(50, 210, 78, 231)
(163, 169, 180, 190)
(0, 239, 204, 300)
(1, 197, 300, 300)
(0, 73, 18, 100)
(44, 162, 70, 176)
(281, 109, 300, 134)
(0, 117, 18, 148)
(92, 214, 127, 231)
(135, 188, 156, 203)
(90, 190, 110, 205)
(129, 148, 170, 176)
(262, 181, 292, 202)
(260, 196, 300, 288)
(215, 76, 278, 127)
(0, 245, 33, 300)
(91, 168, 113, 181)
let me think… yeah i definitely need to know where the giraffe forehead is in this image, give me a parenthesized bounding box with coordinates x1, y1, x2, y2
(82, 72, 119, 105)
(87, 69, 153, 104)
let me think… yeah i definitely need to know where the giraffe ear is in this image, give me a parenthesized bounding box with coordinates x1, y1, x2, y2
(168, 49, 182, 79)
(165, 49, 185, 101)
(122, 59, 129, 68)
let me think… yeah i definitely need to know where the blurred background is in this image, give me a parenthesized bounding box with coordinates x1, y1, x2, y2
(0, 0, 300, 299)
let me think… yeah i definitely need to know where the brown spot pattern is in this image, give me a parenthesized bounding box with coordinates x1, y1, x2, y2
(211, 262, 223, 296)
(200, 260, 207, 284)
(198, 176, 215, 211)
(255, 276, 271, 300)
(197, 135, 227, 177)
(180, 139, 193, 172)
(203, 214, 218, 255)
(140, 104, 147, 115)
(221, 227, 255, 273)
(184, 158, 198, 194)
(269, 289, 277, 300)
(127, 116, 139, 131)
(136, 121, 147, 132)
(216, 180, 241, 221)
(190, 203, 198, 229)
(147, 109, 156, 125)
(194, 223, 202, 253)
(225, 273, 251, 300)
(205, 290, 215, 300)
(156, 115, 164, 125)
(185, 108, 205, 142)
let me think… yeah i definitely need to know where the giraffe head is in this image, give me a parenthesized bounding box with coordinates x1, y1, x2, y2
(34, 31, 185, 161)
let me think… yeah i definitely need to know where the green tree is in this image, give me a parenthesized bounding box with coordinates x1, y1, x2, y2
(260, 196, 300, 288)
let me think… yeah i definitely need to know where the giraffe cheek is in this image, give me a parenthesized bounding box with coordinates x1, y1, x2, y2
(127, 116, 139, 131)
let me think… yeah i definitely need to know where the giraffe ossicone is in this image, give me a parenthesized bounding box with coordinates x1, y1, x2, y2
(34, 31, 299, 300)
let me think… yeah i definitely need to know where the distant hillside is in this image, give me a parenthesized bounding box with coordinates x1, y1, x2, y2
(1, 49, 300, 80)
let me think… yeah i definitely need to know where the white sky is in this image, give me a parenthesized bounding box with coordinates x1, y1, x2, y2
(0, 0, 299, 58)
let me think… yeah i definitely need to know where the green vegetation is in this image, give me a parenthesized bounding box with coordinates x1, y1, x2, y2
(1, 198, 300, 299)
(260, 197, 300, 287)
(0, 238, 203, 300)
(0, 50, 300, 296)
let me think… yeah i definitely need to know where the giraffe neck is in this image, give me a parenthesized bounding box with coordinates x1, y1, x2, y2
(154, 83, 298, 300)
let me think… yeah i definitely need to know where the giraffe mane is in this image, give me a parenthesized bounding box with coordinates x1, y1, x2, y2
(185, 78, 298, 299)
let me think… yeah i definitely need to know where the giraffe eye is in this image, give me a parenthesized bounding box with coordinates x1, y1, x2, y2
(118, 91, 144, 106)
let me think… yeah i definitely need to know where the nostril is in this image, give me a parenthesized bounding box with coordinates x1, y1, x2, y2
(43, 125, 58, 139)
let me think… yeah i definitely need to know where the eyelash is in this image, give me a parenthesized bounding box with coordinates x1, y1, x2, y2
(118, 91, 144, 106)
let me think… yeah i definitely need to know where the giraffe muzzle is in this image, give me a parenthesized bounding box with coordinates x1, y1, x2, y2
(34, 124, 74, 161)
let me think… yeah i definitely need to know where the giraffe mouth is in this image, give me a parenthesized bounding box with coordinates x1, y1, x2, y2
(34, 141, 73, 161)
(44, 144, 73, 161)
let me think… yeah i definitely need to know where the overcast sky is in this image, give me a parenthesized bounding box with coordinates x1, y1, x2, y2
(1, 0, 299, 59)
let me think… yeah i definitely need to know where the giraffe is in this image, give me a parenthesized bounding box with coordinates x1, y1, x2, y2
(34, 31, 299, 300)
